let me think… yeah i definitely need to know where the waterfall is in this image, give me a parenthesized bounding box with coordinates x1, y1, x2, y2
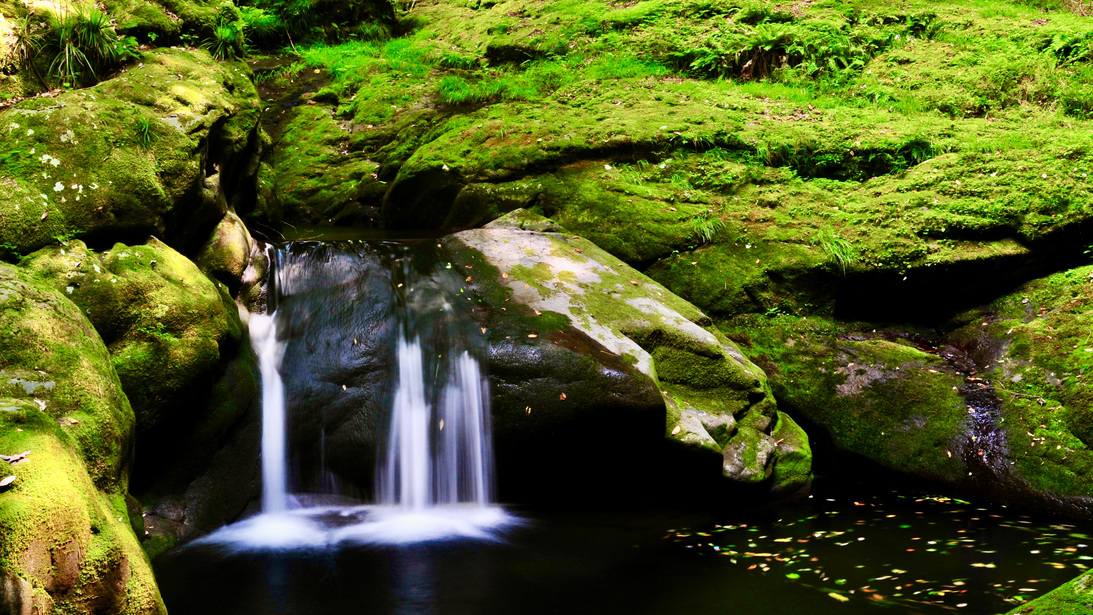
(385, 333, 432, 510)
(198, 240, 513, 550)
(250, 313, 287, 514)
(382, 335, 494, 510)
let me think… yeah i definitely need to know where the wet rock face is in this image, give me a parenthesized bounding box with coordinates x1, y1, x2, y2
(449, 217, 810, 496)
(272, 242, 400, 495)
(267, 239, 671, 502)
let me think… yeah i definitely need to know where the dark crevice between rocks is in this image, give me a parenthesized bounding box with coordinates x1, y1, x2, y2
(834, 239, 1093, 325)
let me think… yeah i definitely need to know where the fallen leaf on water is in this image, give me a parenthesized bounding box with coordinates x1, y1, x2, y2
(524, 406, 531, 415)
(353, 338, 358, 345)
(527, 334, 538, 338)
(341, 385, 346, 391)
(828, 593, 849, 603)
(480, 328, 487, 334)
(559, 393, 567, 401)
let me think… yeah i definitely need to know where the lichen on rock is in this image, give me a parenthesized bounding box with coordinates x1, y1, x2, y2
(0, 48, 261, 257)
(451, 212, 811, 493)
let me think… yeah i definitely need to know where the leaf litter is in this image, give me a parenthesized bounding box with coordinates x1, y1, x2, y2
(664, 489, 1093, 612)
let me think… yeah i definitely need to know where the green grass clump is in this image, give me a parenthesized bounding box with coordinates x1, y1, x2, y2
(819, 232, 856, 276)
(44, 5, 132, 87)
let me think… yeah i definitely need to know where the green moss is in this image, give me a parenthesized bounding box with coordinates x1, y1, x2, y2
(723, 314, 968, 481)
(1006, 571, 1093, 615)
(0, 48, 259, 256)
(275, 0, 1093, 329)
(0, 263, 133, 492)
(948, 264, 1093, 499)
(770, 410, 813, 494)
(0, 399, 164, 614)
(21, 238, 243, 492)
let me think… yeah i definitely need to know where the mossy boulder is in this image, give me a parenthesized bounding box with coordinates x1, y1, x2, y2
(22, 238, 244, 488)
(940, 264, 1093, 513)
(449, 213, 811, 494)
(0, 400, 166, 615)
(725, 297, 1093, 515)
(102, 0, 222, 44)
(1006, 570, 1093, 615)
(267, 102, 385, 226)
(195, 211, 255, 295)
(0, 263, 133, 491)
(0, 262, 163, 613)
(0, 48, 261, 257)
(724, 315, 979, 484)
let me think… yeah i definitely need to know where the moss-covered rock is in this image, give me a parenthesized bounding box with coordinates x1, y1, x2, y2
(0, 400, 164, 615)
(195, 211, 254, 295)
(0, 48, 261, 257)
(724, 315, 977, 484)
(267, 101, 385, 226)
(1006, 570, 1093, 615)
(451, 215, 811, 493)
(942, 264, 1093, 511)
(21, 238, 244, 488)
(0, 264, 164, 613)
(0, 263, 133, 491)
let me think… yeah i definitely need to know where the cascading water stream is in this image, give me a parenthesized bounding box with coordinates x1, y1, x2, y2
(385, 333, 432, 511)
(249, 313, 287, 514)
(196, 240, 514, 550)
(382, 334, 495, 511)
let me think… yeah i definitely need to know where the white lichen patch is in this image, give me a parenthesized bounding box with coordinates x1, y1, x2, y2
(455, 228, 658, 375)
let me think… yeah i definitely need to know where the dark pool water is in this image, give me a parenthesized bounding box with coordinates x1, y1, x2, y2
(156, 485, 1092, 615)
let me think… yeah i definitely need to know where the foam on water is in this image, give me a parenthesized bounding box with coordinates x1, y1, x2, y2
(193, 505, 516, 552)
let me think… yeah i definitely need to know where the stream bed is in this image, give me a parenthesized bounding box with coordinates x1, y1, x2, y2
(155, 480, 1091, 614)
